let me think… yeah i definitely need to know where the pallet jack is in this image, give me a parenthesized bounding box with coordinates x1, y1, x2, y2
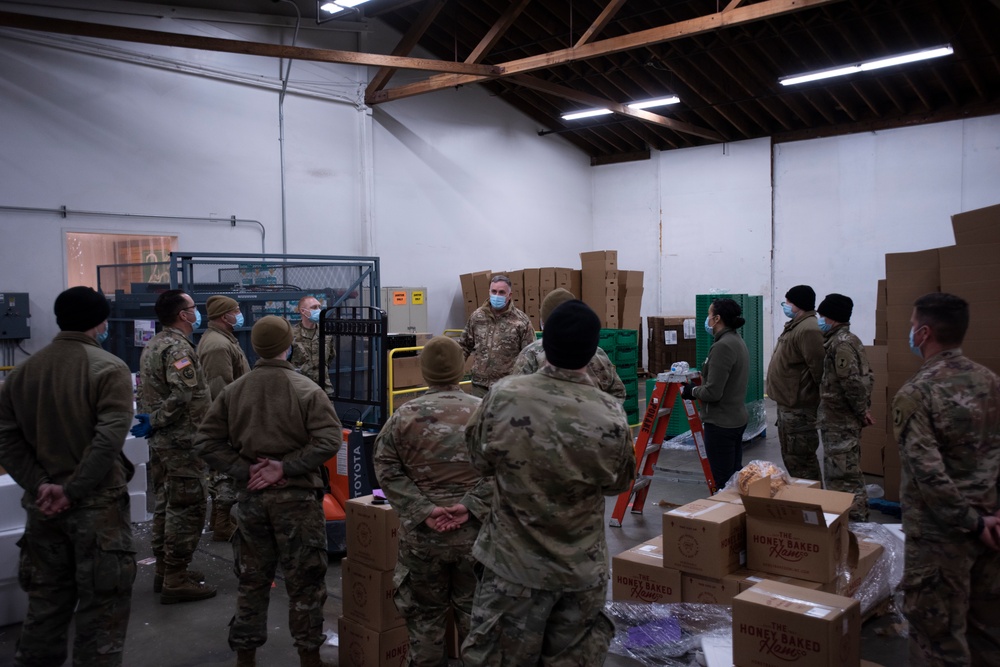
(610, 370, 717, 527)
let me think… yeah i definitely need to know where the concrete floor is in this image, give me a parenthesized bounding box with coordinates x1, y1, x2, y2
(0, 399, 908, 666)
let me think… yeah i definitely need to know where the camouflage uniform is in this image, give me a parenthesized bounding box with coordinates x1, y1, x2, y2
(197, 323, 251, 525)
(458, 300, 535, 396)
(766, 311, 825, 481)
(195, 357, 342, 653)
(462, 367, 635, 665)
(0, 332, 135, 666)
(373, 386, 491, 667)
(290, 321, 335, 393)
(137, 327, 211, 573)
(510, 339, 626, 401)
(817, 323, 873, 521)
(893, 348, 1000, 666)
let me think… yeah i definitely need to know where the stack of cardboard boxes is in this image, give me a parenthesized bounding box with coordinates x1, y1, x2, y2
(873, 202, 1000, 501)
(340, 495, 409, 667)
(611, 474, 887, 666)
(645, 316, 697, 375)
(457, 250, 644, 334)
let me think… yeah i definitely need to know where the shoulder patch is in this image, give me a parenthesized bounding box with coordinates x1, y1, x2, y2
(173, 357, 192, 370)
(891, 392, 920, 442)
(834, 345, 855, 376)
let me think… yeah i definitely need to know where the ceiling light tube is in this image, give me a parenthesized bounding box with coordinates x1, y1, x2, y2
(562, 108, 614, 121)
(628, 95, 680, 110)
(779, 44, 953, 87)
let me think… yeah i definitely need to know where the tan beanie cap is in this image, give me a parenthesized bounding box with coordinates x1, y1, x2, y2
(541, 288, 576, 325)
(206, 295, 239, 320)
(421, 336, 465, 386)
(252, 316, 293, 359)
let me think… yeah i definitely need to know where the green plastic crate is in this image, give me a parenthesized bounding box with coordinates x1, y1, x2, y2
(615, 346, 638, 367)
(599, 329, 617, 348)
(616, 365, 638, 382)
(616, 329, 638, 347)
(624, 395, 639, 414)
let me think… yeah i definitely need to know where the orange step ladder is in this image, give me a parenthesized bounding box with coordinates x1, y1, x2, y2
(610, 371, 716, 527)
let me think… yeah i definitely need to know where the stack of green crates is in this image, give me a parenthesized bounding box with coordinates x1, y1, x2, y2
(598, 328, 641, 424)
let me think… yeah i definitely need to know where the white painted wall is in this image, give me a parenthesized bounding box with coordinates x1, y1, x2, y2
(0, 3, 591, 351)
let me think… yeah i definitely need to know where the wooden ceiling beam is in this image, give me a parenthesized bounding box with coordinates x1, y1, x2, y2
(364, 0, 448, 100)
(370, 0, 845, 103)
(465, 0, 533, 64)
(575, 0, 628, 47)
(0, 9, 501, 76)
(508, 74, 724, 141)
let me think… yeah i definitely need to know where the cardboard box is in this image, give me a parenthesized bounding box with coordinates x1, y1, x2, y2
(472, 271, 493, 306)
(681, 572, 742, 605)
(522, 268, 540, 303)
(338, 616, 409, 667)
(459, 273, 477, 305)
(611, 536, 682, 604)
(580, 250, 618, 271)
(710, 477, 821, 506)
(342, 558, 405, 631)
(832, 539, 885, 597)
(539, 267, 556, 297)
(732, 580, 860, 667)
(508, 270, 524, 310)
(742, 481, 854, 583)
(884, 249, 941, 306)
(662, 499, 746, 578)
(951, 203, 1000, 245)
(735, 569, 824, 593)
(346, 495, 401, 572)
(554, 267, 574, 289)
(391, 355, 423, 390)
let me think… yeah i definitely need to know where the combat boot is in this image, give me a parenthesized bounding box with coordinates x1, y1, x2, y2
(298, 648, 334, 667)
(160, 568, 217, 604)
(235, 649, 256, 667)
(154, 560, 205, 593)
(213, 502, 237, 542)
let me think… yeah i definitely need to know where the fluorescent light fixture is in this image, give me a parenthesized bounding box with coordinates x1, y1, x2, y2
(779, 45, 953, 87)
(627, 95, 681, 110)
(561, 95, 680, 121)
(319, 0, 370, 15)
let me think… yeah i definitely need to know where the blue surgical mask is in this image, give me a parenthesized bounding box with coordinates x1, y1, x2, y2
(233, 313, 245, 328)
(816, 315, 830, 333)
(191, 309, 201, 329)
(704, 316, 714, 335)
(782, 303, 794, 319)
(909, 327, 923, 358)
(96, 327, 109, 344)
(489, 295, 507, 309)
(307, 308, 321, 323)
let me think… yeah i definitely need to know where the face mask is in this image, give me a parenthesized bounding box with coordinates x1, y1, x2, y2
(190, 309, 201, 329)
(96, 327, 109, 344)
(909, 327, 924, 358)
(489, 295, 507, 309)
(232, 313, 245, 328)
(816, 315, 830, 333)
(704, 316, 714, 335)
(782, 303, 794, 319)
(307, 308, 321, 323)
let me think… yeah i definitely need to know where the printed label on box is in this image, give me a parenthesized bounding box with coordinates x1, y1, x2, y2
(664, 331, 677, 345)
(683, 319, 696, 339)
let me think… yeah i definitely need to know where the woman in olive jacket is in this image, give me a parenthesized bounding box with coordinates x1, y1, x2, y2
(682, 298, 750, 490)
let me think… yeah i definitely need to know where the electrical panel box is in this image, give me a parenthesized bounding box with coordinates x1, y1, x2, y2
(0, 292, 30, 340)
(380, 287, 428, 334)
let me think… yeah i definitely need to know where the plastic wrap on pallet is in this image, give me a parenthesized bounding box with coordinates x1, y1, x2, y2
(606, 601, 733, 667)
(657, 399, 767, 452)
(848, 521, 906, 622)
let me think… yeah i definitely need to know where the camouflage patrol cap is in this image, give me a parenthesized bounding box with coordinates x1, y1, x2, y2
(251, 315, 293, 359)
(206, 295, 239, 320)
(421, 336, 465, 385)
(541, 288, 575, 325)
(543, 300, 600, 370)
(54, 286, 110, 332)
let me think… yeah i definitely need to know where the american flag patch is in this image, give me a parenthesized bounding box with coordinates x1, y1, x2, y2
(173, 357, 192, 370)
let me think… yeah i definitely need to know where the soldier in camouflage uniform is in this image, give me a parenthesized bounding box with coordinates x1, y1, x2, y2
(458, 275, 535, 397)
(766, 285, 825, 481)
(374, 336, 492, 666)
(0, 287, 135, 666)
(816, 294, 873, 521)
(196, 316, 341, 667)
(134, 289, 217, 603)
(462, 300, 635, 666)
(511, 288, 626, 401)
(197, 295, 251, 542)
(290, 295, 335, 395)
(892, 293, 1000, 667)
